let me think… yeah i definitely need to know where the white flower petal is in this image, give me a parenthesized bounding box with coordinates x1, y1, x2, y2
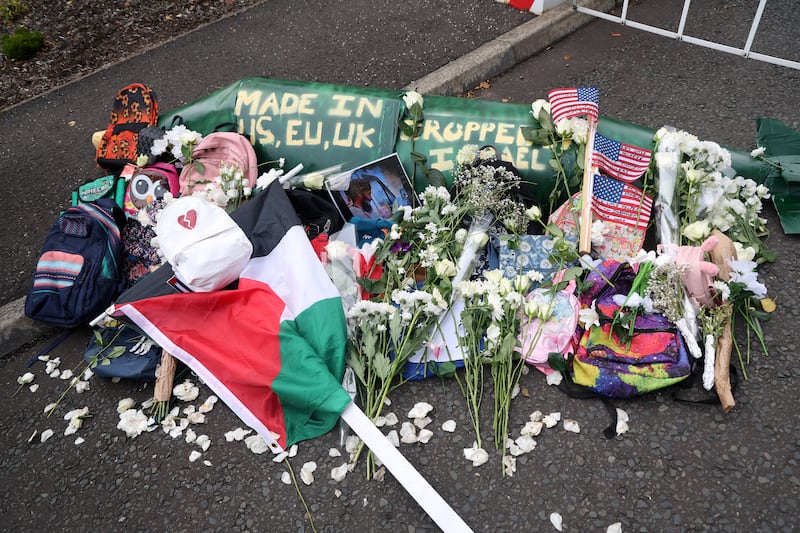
(400, 422, 418, 444)
(563, 419, 581, 433)
(288, 444, 298, 457)
(272, 451, 289, 463)
(189, 450, 202, 462)
(502, 455, 517, 476)
(418, 429, 434, 444)
(187, 412, 206, 424)
(198, 395, 218, 413)
(244, 435, 269, 454)
(40, 429, 54, 443)
(607, 522, 623, 533)
(300, 467, 315, 485)
(28, 384, 39, 393)
(413, 416, 432, 429)
(515, 435, 537, 454)
(521, 420, 543, 437)
(407, 402, 433, 419)
(329, 448, 342, 458)
(331, 463, 349, 483)
(203, 460, 213, 467)
(74, 437, 85, 445)
(173, 381, 200, 402)
(345, 435, 361, 455)
(386, 430, 400, 448)
(550, 512, 563, 531)
(280, 471, 292, 485)
(195, 434, 211, 451)
(529, 410, 543, 422)
(185, 429, 197, 443)
(117, 398, 135, 413)
(441, 420, 457, 432)
(463, 445, 489, 467)
(383, 412, 399, 426)
(543, 412, 561, 428)
(224, 428, 252, 442)
(546, 371, 563, 386)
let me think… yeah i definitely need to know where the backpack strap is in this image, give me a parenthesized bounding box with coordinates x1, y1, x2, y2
(556, 370, 620, 439)
(25, 328, 77, 367)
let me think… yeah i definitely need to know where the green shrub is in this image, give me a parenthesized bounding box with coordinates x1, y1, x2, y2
(0, 0, 28, 23)
(2, 26, 44, 60)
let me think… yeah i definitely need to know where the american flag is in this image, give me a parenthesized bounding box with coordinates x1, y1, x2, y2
(591, 174, 652, 230)
(547, 87, 599, 123)
(592, 133, 652, 182)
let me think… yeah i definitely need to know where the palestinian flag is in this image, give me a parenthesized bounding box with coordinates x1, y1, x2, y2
(112, 182, 352, 451)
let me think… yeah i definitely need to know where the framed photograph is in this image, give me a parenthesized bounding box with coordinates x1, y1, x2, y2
(327, 153, 417, 222)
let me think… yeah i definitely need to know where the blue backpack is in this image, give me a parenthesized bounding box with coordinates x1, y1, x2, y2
(25, 199, 127, 327)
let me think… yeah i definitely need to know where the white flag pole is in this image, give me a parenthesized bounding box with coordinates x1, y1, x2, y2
(341, 402, 473, 533)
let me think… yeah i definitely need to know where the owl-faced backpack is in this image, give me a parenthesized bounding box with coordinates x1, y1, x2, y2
(96, 83, 159, 174)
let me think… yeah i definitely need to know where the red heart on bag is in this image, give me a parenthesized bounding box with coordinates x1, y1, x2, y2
(177, 209, 197, 230)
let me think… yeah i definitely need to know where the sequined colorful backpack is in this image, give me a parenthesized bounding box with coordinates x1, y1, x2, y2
(571, 260, 691, 399)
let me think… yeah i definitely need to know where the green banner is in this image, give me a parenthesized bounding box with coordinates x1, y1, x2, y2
(160, 77, 775, 219)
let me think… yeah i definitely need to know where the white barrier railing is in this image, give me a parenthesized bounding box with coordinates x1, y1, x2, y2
(573, 0, 800, 70)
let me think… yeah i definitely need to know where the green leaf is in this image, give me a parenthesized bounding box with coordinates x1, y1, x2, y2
(425, 168, 446, 188)
(433, 361, 457, 378)
(347, 353, 366, 384)
(398, 122, 415, 137)
(100, 359, 111, 366)
(548, 351, 568, 372)
(106, 346, 126, 360)
(374, 354, 393, 381)
(410, 151, 428, 164)
(357, 276, 386, 296)
(499, 332, 519, 359)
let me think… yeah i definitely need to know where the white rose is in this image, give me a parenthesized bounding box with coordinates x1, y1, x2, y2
(531, 99, 551, 121)
(402, 90, 424, 111)
(569, 118, 589, 144)
(303, 173, 325, 190)
(486, 324, 501, 341)
(733, 242, 756, 262)
(434, 259, 457, 278)
(555, 118, 572, 137)
(682, 220, 711, 242)
(525, 205, 541, 221)
(750, 146, 766, 158)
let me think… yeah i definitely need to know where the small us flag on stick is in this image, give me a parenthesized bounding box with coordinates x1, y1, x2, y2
(591, 174, 652, 231)
(547, 86, 600, 123)
(592, 133, 652, 183)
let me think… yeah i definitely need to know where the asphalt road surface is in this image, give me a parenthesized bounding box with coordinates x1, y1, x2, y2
(2, 1, 799, 531)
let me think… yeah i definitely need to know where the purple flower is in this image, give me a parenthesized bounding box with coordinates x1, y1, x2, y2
(391, 241, 411, 253)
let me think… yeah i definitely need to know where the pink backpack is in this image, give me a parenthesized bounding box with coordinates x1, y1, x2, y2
(179, 132, 258, 197)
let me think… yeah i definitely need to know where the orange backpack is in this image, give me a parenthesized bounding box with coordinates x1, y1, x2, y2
(96, 83, 159, 174)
